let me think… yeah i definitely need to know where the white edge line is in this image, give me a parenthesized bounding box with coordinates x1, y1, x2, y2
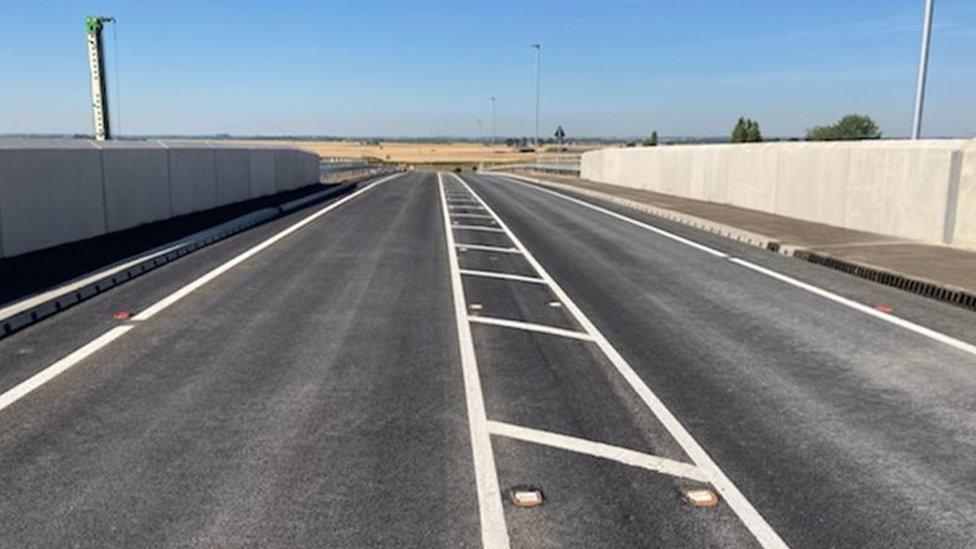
(455, 244, 521, 255)
(487, 420, 708, 483)
(452, 225, 506, 233)
(0, 173, 403, 417)
(459, 269, 547, 284)
(727, 258, 976, 357)
(453, 173, 788, 549)
(492, 174, 976, 359)
(0, 326, 133, 413)
(133, 173, 403, 321)
(493, 174, 727, 258)
(469, 315, 593, 341)
(438, 174, 510, 548)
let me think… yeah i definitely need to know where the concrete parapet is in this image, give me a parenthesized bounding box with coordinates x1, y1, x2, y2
(215, 149, 251, 205)
(248, 149, 278, 198)
(167, 146, 217, 216)
(581, 139, 976, 247)
(0, 146, 106, 257)
(101, 141, 171, 232)
(0, 139, 319, 258)
(952, 140, 976, 248)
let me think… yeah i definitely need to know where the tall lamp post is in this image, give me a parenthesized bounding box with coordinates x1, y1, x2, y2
(531, 44, 541, 146)
(490, 96, 497, 144)
(911, 0, 935, 140)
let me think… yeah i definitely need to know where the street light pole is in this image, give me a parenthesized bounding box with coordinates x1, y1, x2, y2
(531, 44, 541, 146)
(490, 96, 496, 144)
(911, 0, 935, 140)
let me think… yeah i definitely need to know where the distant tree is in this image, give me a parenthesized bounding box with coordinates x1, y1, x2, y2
(806, 114, 881, 141)
(731, 117, 747, 143)
(746, 119, 762, 142)
(731, 117, 762, 143)
(643, 130, 659, 147)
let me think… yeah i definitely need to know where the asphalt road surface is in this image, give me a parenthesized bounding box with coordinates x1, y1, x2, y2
(0, 170, 974, 547)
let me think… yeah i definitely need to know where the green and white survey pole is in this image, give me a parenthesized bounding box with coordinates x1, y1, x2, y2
(86, 15, 115, 141)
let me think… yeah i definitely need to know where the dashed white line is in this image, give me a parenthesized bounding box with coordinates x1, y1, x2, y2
(437, 174, 511, 549)
(459, 269, 547, 285)
(455, 244, 521, 255)
(453, 173, 788, 549)
(487, 420, 709, 482)
(0, 326, 133, 413)
(452, 225, 507, 233)
(468, 315, 594, 341)
(493, 174, 976, 359)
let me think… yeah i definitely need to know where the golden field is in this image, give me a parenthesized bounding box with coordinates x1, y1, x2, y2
(234, 140, 538, 165)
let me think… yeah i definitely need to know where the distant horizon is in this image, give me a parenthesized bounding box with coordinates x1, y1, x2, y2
(2, 132, 966, 143)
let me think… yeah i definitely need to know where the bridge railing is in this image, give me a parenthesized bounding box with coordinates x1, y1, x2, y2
(480, 153, 581, 175)
(319, 157, 393, 183)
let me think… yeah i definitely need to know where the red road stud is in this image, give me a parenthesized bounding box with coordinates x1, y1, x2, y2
(113, 310, 132, 320)
(874, 303, 894, 314)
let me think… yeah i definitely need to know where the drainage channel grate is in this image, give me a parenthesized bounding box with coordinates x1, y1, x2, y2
(795, 251, 976, 312)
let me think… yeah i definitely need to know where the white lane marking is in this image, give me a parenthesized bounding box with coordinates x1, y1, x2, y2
(459, 269, 547, 285)
(469, 315, 593, 341)
(493, 174, 976, 359)
(0, 326, 133, 413)
(450, 204, 486, 210)
(437, 174, 510, 548)
(0, 242, 183, 321)
(728, 258, 976, 357)
(487, 420, 708, 483)
(454, 173, 787, 549)
(455, 244, 521, 255)
(453, 225, 506, 233)
(134, 173, 403, 321)
(452, 213, 495, 219)
(494, 175, 728, 258)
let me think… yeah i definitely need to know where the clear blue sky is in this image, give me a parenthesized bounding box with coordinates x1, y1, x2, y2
(2, 0, 974, 138)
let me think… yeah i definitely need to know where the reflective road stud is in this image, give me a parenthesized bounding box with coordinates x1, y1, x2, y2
(508, 485, 545, 508)
(682, 487, 720, 508)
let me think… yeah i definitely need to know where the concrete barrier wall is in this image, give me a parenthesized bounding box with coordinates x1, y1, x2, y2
(953, 141, 976, 248)
(248, 149, 278, 198)
(0, 139, 320, 258)
(101, 141, 171, 232)
(580, 139, 976, 247)
(215, 149, 251, 205)
(168, 147, 218, 216)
